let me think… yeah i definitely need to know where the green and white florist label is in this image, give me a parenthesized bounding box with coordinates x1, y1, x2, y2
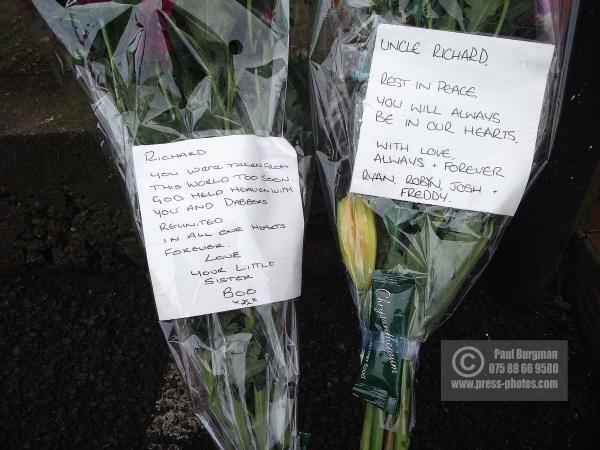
(132, 135, 304, 320)
(353, 270, 414, 415)
(350, 24, 555, 216)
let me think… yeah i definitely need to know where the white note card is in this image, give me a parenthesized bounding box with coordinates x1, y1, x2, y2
(350, 24, 555, 216)
(133, 135, 304, 320)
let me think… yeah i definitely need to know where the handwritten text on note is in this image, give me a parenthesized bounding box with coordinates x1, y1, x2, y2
(133, 135, 304, 320)
(350, 25, 555, 216)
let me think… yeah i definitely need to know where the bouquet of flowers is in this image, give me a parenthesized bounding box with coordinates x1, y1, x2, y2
(309, 1, 577, 449)
(33, 1, 313, 449)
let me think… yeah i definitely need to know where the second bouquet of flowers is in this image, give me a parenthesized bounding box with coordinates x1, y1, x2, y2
(33, 0, 314, 449)
(309, 0, 577, 449)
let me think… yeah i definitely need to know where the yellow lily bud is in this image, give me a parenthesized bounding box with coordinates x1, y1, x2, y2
(337, 194, 377, 292)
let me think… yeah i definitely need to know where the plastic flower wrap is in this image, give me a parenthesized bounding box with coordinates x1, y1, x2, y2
(33, 1, 313, 449)
(309, 0, 578, 448)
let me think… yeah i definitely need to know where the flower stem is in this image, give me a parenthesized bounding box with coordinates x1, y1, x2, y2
(157, 69, 176, 122)
(360, 403, 375, 450)
(495, 0, 511, 37)
(100, 19, 120, 104)
(394, 362, 412, 450)
(254, 385, 267, 449)
(248, 0, 255, 52)
(371, 408, 384, 449)
(426, 0, 433, 29)
(384, 427, 396, 450)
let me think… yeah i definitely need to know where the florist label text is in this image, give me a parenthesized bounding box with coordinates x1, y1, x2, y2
(350, 24, 555, 216)
(133, 135, 304, 320)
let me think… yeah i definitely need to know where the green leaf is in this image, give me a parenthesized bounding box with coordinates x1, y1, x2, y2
(502, 0, 537, 37)
(244, 357, 267, 384)
(504, 0, 536, 23)
(436, 0, 466, 31)
(465, 0, 504, 33)
(246, 60, 273, 79)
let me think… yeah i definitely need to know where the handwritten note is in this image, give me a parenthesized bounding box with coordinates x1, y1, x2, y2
(133, 135, 304, 320)
(350, 24, 555, 216)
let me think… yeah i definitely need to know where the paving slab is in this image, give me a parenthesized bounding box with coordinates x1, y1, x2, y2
(0, 1, 50, 77)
